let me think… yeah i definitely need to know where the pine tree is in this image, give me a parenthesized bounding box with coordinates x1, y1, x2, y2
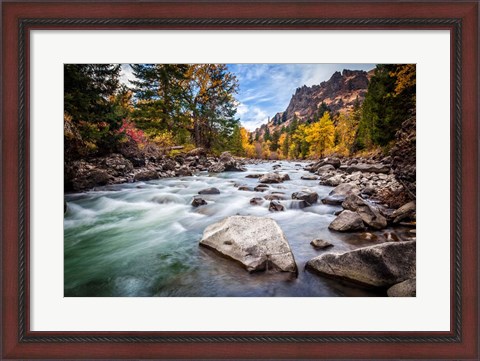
(64, 64, 123, 154)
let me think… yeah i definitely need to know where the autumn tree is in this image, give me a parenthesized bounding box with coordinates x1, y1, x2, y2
(240, 127, 256, 157)
(183, 64, 239, 150)
(333, 113, 356, 155)
(278, 133, 290, 159)
(129, 64, 240, 151)
(289, 124, 309, 159)
(305, 112, 335, 157)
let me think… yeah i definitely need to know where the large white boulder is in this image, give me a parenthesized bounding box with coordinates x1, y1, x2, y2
(199, 216, 297, 274)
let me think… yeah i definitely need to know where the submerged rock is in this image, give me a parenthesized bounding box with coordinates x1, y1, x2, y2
(310, 239, 334, 249)
(198, 187, 220, 195)
(199, 216, 297, 274)
(328, 210, 365, 232)
(269, 200, 285, 212)
(249, 197, 264, 206)
(306, 241, 416, 288)
(254, 184, 270, 192)
(191, 197, 207, 207)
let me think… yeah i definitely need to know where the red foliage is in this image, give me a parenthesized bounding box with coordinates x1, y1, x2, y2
(118, 119, 146, 145)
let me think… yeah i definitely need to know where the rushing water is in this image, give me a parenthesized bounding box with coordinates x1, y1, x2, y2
(64, 161, 411, 297)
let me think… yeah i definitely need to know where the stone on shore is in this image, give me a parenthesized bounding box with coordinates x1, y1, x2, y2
(199, 216, 297, 274)
(346, 163, 390, 174)
(306, 241, 416, 288)
(134, 169, 159, 181)
(392, 201, 416, 223)
(328, 210, 365, 232)
(342, 194, 387, 230)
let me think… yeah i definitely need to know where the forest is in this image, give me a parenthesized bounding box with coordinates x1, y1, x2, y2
(64, 64, 415, 163)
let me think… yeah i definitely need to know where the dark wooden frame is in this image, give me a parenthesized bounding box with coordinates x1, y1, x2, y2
(1, 1, 478, 359)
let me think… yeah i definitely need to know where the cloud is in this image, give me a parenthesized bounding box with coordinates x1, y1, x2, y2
(119, 64, 135, 86)
(240, 106, 269, 131)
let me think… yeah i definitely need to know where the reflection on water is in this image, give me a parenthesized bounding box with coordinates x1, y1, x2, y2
(64, 161, 408, 297)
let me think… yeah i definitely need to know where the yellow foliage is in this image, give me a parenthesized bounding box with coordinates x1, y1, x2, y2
(390, 64, 416, 96)
(334, 113, 356, 156)
(262, 140, 271, 159)
(240, 127, 256, 158)
(305, 112, 335, 157)
(277, 133, 289, 159)
(149, 131, 175, 148)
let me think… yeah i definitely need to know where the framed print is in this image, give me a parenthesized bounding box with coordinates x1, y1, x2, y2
(1, 1, 478, 360)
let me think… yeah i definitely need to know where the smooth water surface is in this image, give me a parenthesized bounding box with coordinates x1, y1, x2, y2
(64, 161, 407, 297)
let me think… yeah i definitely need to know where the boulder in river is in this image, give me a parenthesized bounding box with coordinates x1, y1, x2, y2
(199, 216, 298, 274)
(191, 197, 207, 207)
(259, 173, 287, 184)
(264, 194, 287, 201)
(321, 194, 346, 206)
(254, 184, 270, 192)
(306, 241, 416, 288)
(269, 200, 285, 212)
(310, 239, 334, 249)
(249, 197, 264, 206)
(198, 187, 220, 195)
(328, 210, 365, 232)
(342, 194, 387, 230)
(245, 173, 263, 178)
(291, 190, 319, 205)
(301, 174, 319, 180)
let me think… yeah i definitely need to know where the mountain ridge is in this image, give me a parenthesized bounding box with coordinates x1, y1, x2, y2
(253, 68, 374, 138)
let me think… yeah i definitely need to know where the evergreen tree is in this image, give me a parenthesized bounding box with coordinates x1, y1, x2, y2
(64, 64, 123, 154)
(355, 64, 415, 149)
(130, 64, 190, 137)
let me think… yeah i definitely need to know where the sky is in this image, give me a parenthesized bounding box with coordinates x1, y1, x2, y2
(120, 63, 376, 131)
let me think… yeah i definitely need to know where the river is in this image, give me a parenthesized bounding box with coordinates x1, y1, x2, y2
(64, 161, 410, 297)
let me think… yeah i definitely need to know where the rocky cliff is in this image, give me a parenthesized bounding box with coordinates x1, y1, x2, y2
(255, 69, 372, 137)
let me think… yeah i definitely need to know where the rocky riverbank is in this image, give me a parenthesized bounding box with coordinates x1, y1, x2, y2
(64, 148, 249, 192)
(65, 148, 416, 297)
